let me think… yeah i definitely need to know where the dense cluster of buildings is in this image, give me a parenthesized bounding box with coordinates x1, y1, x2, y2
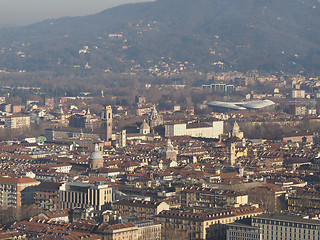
(1, 74, 320, 239)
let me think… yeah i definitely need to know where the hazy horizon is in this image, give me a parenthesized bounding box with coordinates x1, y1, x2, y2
(0, 0, 154, 26)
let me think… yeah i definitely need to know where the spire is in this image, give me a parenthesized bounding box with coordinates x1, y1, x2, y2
(232, 121, 239, 131)
(151, 104, 158, 119)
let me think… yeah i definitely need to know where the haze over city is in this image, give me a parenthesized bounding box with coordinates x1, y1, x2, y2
(1, 0, 320, 239)
(0, 0, 153, 26)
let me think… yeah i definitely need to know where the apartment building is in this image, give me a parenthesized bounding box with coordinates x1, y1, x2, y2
(113, 199, 170, 219)
(135, 220, 162, 240)
(0, 177, 40, 208)
(252, 213, 320, 240)
(103, 222, 139, 240)
(179, 187, 248, 208)
(4, 114, 30, 129)
(226, 222, 261, 240)
(287, 187, 320, 214)
(35, 182, 62, 210)
(156, 205, 263, 240)
(99, 220, 161, 240)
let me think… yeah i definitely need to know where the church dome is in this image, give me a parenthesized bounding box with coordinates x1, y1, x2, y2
(90, 151, 103, 160)
(89, 143, 104, 170)
(90, 144, 103, 160)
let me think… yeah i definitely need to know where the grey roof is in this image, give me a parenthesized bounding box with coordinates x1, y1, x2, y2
(90, 151, 103, 160)
(253, 213, 320, 225)
(207, 99, 275, 110)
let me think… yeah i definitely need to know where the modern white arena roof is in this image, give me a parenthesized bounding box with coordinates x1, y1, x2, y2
(207, 99, 275, 110)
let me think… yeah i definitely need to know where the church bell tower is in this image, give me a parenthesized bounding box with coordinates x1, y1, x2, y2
(101, 106, 112, 142)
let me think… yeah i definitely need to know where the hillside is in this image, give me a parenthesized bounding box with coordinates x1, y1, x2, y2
(0, 0, 320, 74)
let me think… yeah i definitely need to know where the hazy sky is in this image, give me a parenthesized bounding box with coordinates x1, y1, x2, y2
(0, 0, 154, 26)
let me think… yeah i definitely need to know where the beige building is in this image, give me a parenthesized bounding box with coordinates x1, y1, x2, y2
(5, 114, 30, 129)
(113, 199, 170, 219)
(0, 177, 40, 208)
(135, 221, 162, 240)
(252, 213, 320, 240)
(156, 205, 263, 240)
(59, 181, 112, 211)
(100, 220, 161, 240)
(179, 187, 248, 208)
(287, 187, 320, 214)
(103, 222, 138, 240)
(292, 89, 305, 99)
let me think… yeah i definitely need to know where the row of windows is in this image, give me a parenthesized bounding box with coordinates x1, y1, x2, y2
(254, 218, 319, 230)
(229, 231, 259, 239)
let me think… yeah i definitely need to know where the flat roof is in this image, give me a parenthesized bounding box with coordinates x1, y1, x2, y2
(207, 99, 275, 110)
(253, 213, 320, 225)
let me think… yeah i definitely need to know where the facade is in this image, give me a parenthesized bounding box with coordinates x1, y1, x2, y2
(203, 84, 235, 93)
(35, 182, 61, 210)
(225, 222, 261, 240)
(156, 206, 263, 240)
(207, 222, 261, 240)
(165, 121, 223, 139)
(5, 114, 30, 129)
(252, 213, 320, 240)
(45, 97, 55, 109)
(116, 130, 127, 148)
(287, 187, 320, 214)
(45, 128, 100, 141)
(59, 181, 113, 211)
(113, 199, 170, 219)
(11, 105, 22, 113)
(0, 103, 11, 112)
(136, 106, 152, 116)
(135, 95, 146, 107)
(135, 221, 162, 240)
(179, 187, 248, 208)
(69, 111, 99, 129)
(0, 177, 40, 208)
(101, 105, 113, 141)
(292, 89, 306, 99)
(104, 222, 139, 240)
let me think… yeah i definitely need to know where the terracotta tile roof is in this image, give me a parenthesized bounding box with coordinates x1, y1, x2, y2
(0, 176, 39, 184)
(108, 222, 136, 231)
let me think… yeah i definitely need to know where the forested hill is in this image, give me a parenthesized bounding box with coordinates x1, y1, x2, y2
(0, 0, 320, 74)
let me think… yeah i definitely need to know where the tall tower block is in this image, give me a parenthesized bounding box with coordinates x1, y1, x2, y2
(101, 106, 112, 141)
(228, 142, 236, 166)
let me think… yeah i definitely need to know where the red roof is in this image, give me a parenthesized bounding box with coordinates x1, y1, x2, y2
(0, 177, 39, 184)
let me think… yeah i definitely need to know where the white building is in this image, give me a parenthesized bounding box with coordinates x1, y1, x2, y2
(59, 181, 113, 211)
(165, 121, 223, 139)
(5, 114, 30, 129)
(252, 213, 320, 240)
